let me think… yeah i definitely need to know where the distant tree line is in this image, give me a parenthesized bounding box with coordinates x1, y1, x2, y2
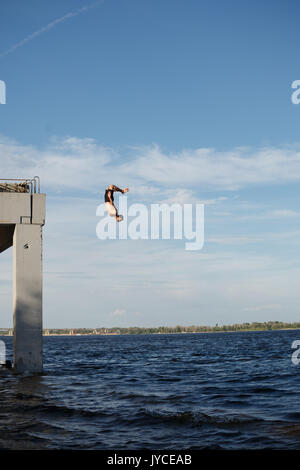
(2, 322, 299, 336)
(37, 321, 300, 336)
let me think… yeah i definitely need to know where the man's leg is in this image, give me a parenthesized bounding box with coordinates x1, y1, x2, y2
(106, 202, 122, 221)
(106, 202, 118, 218)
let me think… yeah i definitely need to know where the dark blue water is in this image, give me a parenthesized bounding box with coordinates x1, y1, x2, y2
(0, 330, 300, 450)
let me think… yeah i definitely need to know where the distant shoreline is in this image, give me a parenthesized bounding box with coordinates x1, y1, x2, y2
(41, 330, 300, 337)
(1, 322, 300, 337)
(42, 327, 300, 336)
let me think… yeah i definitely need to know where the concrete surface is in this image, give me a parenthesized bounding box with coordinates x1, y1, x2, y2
(13, 224, 43, 373)
(0, 192, 46, 373)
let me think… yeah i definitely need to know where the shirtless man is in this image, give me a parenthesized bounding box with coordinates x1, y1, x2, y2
(104, 185, 129, 221)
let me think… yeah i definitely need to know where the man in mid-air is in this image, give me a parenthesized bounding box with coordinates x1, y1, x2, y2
(104, 184, 129, 221)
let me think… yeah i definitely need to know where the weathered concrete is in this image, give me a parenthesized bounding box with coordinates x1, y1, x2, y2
(0, 193, 45, 225)
(13, 224, 43, 373)
(0, 193, 31, 224)
(0, 192, 45, 373)
(31, 194, 46, 225)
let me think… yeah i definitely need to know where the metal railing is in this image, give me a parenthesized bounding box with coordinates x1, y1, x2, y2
(0, 176, 40, 194)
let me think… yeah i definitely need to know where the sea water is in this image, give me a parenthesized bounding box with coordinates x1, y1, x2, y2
(0, 330, 300, 450)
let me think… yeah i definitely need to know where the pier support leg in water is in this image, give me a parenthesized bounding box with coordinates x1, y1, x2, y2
(0, 184, 45, 373)
(13, 224, 43, 373)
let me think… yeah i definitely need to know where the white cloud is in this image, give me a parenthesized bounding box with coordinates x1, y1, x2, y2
(110, 309, 126, 317)
(242, 304, 282, 312)
(160, 188, 196, 204)
(2, 135, 300, 327)
(207, 236, 263, 245)
(267, 209, 300, 218)
(2, 137, 300, 193)
(120, 144, 300, 190)
(238, 209, 300, 220)
(159, 189, 228, 205)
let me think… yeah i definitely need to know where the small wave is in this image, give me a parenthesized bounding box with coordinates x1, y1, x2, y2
(41, 404, 110, 418)
(248, 387, 278, 394)
(8, 402, 110, 419)
(275, 424, 300, 436)
(143, 408, 263, 426)
(282, 412, 300, 421)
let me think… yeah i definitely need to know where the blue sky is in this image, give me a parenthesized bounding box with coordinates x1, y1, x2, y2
(1, 0, 300, 328)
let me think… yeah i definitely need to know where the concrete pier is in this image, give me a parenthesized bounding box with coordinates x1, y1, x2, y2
(0, 179, 45, 373)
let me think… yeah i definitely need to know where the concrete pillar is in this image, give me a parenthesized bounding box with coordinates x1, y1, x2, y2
(0, 190, 45, 373)
(13, 224, 43, 373)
